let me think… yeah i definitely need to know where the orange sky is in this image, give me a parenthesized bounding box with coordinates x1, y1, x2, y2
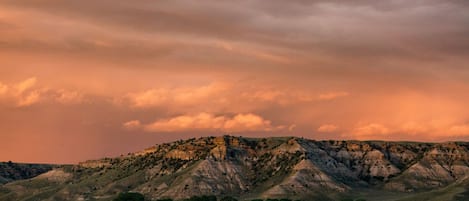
(1, 0, 469, 164)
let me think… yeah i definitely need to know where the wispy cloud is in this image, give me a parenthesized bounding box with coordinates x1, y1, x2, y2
(0, 77, 43, 107)
(350, 123, 390, 140)
(55, 89, 85, 105)
(15, 77, 37, 94)
(318, 92, 349, 101)
(124, 82, 228, 108)
(123, 120, 142, 130)
(0, 82, 8, 95)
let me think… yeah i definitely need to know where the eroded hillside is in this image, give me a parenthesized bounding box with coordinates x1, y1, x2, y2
(2, 136, 469, 201)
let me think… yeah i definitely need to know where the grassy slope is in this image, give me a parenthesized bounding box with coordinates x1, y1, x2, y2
(394, 179, 469, 201)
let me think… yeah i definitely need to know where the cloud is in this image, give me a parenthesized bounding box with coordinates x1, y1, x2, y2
(242, 88, 350, 105)
(123, 82, 348, 113)
(223, 113, 275, 132)
(317, 124, 338, 133)
(173, 83, 228, 103)
(318, 91, 349, 101)
(125, 82, 227, 108)
(400, 122, 430, 135)
(123, 120, 142, 130)
(350, 123, 390, 139)
(127, 89, 168, 108)
(0, 82, 8, 95)
(7, 77, 42, 107)
(3, 0, 468, 61)
(142, 113, 278, 132)
(15, 77, 37, 94)
(0, 77, 43, 107)
(16, 90, 41, 107)
(244, 89, 288, 104)
(0, 78, 90, 107)
(55, 90, 84, 105)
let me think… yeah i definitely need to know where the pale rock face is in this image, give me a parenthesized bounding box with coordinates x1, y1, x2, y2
(159, 159, 249, 199)
(272, 138, 305, 154)
(413, 162, 453, 181)
(263, 160, 346, 198)
(363, 150, 401, 179)
(300, 142, 358, 184)
(210, 146, 228, 160)
(135, 147, 157, 156)
(166, 149, 196, 160)
(385, 161, 453, 191)
(292, 160, 347, 191)
(451, 165, 469, 178)
(78, 159, 111, 168)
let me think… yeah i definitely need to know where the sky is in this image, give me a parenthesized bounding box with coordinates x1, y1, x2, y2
(1, 0, 469, 164)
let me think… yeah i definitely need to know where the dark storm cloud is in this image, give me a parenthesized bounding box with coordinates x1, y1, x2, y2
(2, 0, 468, 96)
(1, 0, 468, 61)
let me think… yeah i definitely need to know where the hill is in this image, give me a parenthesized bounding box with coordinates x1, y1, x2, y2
(2, 136, 469, 201)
